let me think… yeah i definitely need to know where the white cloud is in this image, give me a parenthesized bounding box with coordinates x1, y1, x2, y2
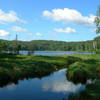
(42, 69, 85, 93)
(43, 8, 95, 27)
(0, 29, 10, 36)
(11, 26, 27, 32)
(54, 27, 76, 33)
(0, 9, 26, 24)
(35, 32, 43, 37)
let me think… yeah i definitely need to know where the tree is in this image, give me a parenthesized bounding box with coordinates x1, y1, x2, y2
(0, 40, 3, 52)
(0, 40, 7, 52)
(95, 6, 100, 33)
(93, 6, 100, 50)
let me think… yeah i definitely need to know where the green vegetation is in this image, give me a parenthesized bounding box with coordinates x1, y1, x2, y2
(0, 36, 100, 53)
(66, 54, 100, 100)
(0, 53, 67, 87)
(65, 56, 82, 65)
(0, 40, 7, 52)
(0, 53, 100, 99)
(68, 81, 100, 100)
(95, 6, 100, 34)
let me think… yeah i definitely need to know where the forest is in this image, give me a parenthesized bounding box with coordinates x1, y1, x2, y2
(0, 36, 100, 52)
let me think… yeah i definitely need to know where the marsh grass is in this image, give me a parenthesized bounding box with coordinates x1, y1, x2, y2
(68, 81, 100, 100)
(66, 54, 100, 100)
(0, 53, 67, 87)
(0, 53, 100, 99)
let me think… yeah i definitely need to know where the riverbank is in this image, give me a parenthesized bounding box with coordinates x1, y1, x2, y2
(68, 80, 100, 100)
(0, 53, 87, 87)
(66, 54, 100, 100)
(0, 53, 100, 99)
(0, 53, 68, 87)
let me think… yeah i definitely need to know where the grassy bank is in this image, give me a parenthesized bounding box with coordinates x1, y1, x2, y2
(0, 53, 67, 87)
(66, 54, 100, 100)
(68, 80, 100, 100)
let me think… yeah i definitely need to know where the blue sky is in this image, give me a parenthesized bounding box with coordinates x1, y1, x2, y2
(0, 0, 100, 41)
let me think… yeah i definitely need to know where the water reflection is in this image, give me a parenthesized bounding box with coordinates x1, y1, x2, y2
(0, 71, 52, 88)
(0, 69, 85, 100)
(5, 84, 16, 91)
(42, 69, 85, 94)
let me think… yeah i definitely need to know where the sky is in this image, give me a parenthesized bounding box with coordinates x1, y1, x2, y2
(0, 0, 100, 42)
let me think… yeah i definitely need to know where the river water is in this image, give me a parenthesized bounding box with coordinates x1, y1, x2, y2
(0, 69, 85, 100)
(19, 51, 95, 56)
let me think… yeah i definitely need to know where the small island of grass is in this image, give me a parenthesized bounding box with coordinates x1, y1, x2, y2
(66, 54, 100, 100)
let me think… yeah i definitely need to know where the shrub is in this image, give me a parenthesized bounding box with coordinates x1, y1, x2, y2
(67, 62, 91, 84)
(96, 49, 100, 54)
(67, 56, 82, 65)
(83, 59, 97, 64)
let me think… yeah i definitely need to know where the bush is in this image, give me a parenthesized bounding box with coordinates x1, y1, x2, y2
(67, 62, 91, 84)
(96, 49, 100, 54)
(67, 56, 82, 65)
(83, 59, 97, 64)
(96, 67, 100, 78)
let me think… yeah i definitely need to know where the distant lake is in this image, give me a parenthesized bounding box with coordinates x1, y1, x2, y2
(19, 51, 95, 56)
(0, 69, 85, 100)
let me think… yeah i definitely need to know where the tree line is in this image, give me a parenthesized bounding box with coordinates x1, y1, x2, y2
(0, 36, 100, 53)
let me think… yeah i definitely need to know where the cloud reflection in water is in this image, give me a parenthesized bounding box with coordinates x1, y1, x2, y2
(42, 69, 85, 94)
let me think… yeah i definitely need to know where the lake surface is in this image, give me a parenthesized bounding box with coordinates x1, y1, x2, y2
(19, 51, 95, 56)
(0, 69, 85, 100)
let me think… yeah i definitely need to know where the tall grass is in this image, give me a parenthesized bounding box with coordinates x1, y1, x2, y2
(0, 53, 67, 87)
(66, 54, 100, 100)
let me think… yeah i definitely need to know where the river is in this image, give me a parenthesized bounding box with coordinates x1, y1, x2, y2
(19, 51, 95, 56)
(0, 69, 85, 100)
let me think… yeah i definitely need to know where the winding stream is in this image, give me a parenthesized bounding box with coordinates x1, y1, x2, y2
(0, 69, 85, 100)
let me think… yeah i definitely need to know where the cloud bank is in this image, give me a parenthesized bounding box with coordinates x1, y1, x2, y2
(43, 8, 95, 27)
(0, 9, 26, 24)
